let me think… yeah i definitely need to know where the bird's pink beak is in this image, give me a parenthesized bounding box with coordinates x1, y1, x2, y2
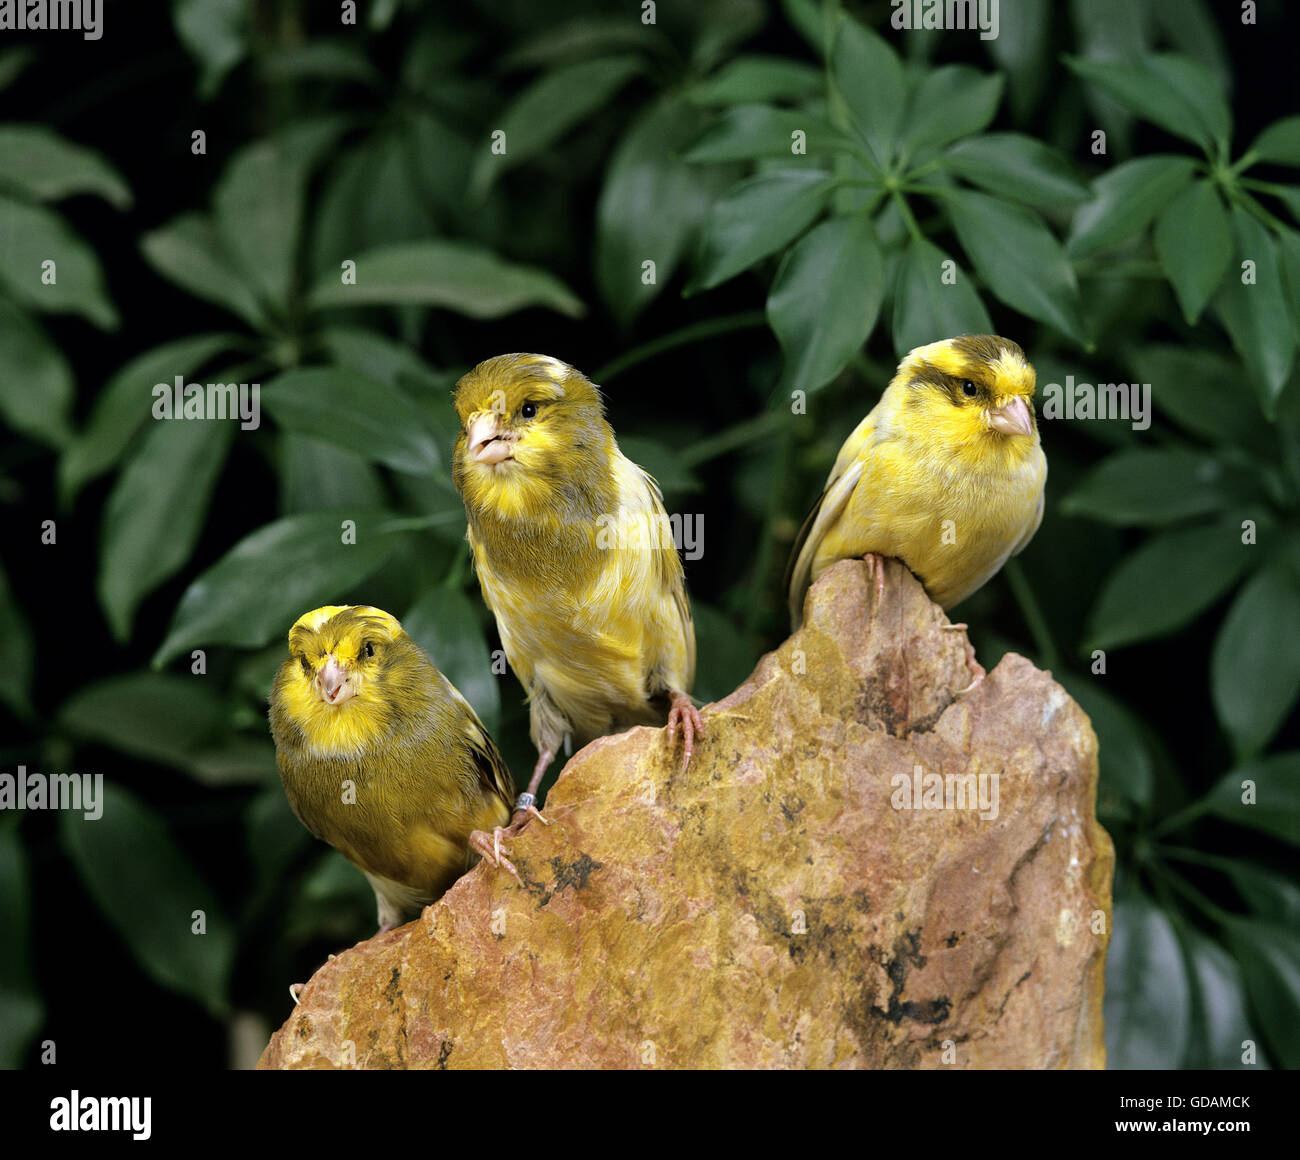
(317, 657, 355, 705)
(987, 396, 1033, 437)
(467, 413, 515, 464)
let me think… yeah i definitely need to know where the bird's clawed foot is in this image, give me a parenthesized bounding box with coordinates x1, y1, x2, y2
(666, 691, 706, 772)
(507, 799, 550, 833)
(469, 826, 522, 884)
(943, 623, 986, 693)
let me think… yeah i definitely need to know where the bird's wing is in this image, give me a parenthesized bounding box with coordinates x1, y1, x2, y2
(642, 467, 697, 691)
(451, 685, 516, 812)
(1010, 480, 1045, 557)
(784, 454, 867, 629)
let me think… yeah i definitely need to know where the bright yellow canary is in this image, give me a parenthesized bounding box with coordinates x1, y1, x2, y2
(451, 353, 704, 824)
(786, 335, 1046, 647)
(268, 604, 518, 930)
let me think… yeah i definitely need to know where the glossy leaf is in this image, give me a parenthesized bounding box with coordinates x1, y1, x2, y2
(307, 241, 584, 318)
(1067, 156, 1196, 258)
(687, 56, 822, 105)
(891, 236, 993, 357)
(1211, 569, 1300, 759)
(1178, 925, 1257, 1070)
(0, 125, 130, 207)
(1153, 179, 1231, 324)
(0, 298, 73, 447)
(943, 133, 1090, 207)
(946, 189, 1088, 344)
(60, 784, 234, 1016)
(140, 213, 268, 328)
(1104, 893, 1190, 1068)
(153, 510, 403, 666)
(768, 214, 882, 394)
(1205, 750, 1300, 845)
(262, 367, 441, 475)
(59, 333, 237, 503)
(683, 103, 852, 163)
(899, 66, 1003, 157)
(1062, 448, 1252, 525)
(1248, 115, 1300, 166)
(173, 0, 248, 98)
(1133, 345, 1264, 448)
(1225, 863, 1300, 927)
(1084, 517, 1254, 651)
(279, 434, 386, 515)
(1223, 919, 1300, 1068)
(689, 170, 834, 292)
(1060, 674, 1154, 810)
(831, 17, 904, 165)
(0, 194, 116, 328)
(469, 56, 643, 196)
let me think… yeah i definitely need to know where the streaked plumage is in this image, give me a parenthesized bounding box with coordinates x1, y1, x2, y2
(787, 335, 1046, 630)
(268, 604, 515, 929)
(451, 353, 703, 820)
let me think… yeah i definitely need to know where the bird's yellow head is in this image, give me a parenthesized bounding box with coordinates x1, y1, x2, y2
(270, 605, 418, 756)
(451, 353, 616, 523)
(890, 335, 1039, 466)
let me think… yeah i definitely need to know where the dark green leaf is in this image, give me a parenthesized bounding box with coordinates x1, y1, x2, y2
(1067, 156, 1196, 258)
(1085, 517, 1255, 651)
(258, 42, 382, 88)
(0, 821, 42, 1068)
(1212, 568, 1300, 759)
(307, 241, 584, 318)
(469, 56, 643, 197)
(945, 189, 1088, 344)
(692, 602, 761, 704)
(0, 565, 33, 718)
(597, 96, 723, 324)
(140, 213, 268, 329)
(1215, 210, 1298, 412)
(213, 120, 349, 313)
(1062, 448, 1252, 525)
(153, 510, 403, 666)
(1104, 893, 1190, 1068)
(1248, 115, 1300, 166)
(1133, 345, 1264, 447)
(58, 671, 228, 772)
(891, 236, 992, 357)
(768, 214, 882, 394)
(280, 434, 386, 515)
(173, 0, 248, 99)
(1205, 749, 1300, 846)
(403, 586, 501, 736)
(900, 66, 1002, 157)
(688, 56, 822, 105)
(0, 194, 116, 328)
(0, 298, 73, 447)
(0, 47, 33, 92)
(59, 333, 237, 502)
(60, 784, 234, 1016)
(831, 17, 904, 165)
(262, 367, 441, 475)
(683, 104, 853, 163)
(1178, 925, 1257, 1070)
(943, 133, 1090, 207)
(985, 0, 1049, 122)
(1223, 919, 1300, 1068)
(618, 435, 703, 498)
(1060, 674, 1153, 810)
(1154, 179, 1231, 324)
(1224, 863, 1300, 927)
(1275, 227, 1300, 341)
(689, 170, 834, 292)
(0, 125, 130, 207)
(1064, 52, 1228, 152)
(99, 417, 235, 641)
(500, 16, 667, 72)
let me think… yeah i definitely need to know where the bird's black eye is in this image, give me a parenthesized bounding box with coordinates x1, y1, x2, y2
(363, 642, 375, 659)
(961, 380, 978, 397)
(520, 402, 538, 419)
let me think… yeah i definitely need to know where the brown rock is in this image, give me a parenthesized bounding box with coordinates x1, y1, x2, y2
(259, 559, 1113, 1070)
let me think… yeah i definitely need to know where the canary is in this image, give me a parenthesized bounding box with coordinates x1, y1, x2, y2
(786, 335, 1046, 651)
(451, 353, 704, 822)
(268, 604, 518, 930)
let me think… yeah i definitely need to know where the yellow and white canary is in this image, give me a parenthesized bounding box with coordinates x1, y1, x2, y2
(268, 604, 518, 930)
(451, 353, 704, 829)
(786, 335, 1046, 650)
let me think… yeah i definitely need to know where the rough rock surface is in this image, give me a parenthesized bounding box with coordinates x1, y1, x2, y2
(260, 560, 1113, 1070)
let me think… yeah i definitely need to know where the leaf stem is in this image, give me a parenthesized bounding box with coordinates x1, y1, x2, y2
(593, 310, 767, 383)
(1003, 557, 1062, 673)
(679, 410, 787, 468)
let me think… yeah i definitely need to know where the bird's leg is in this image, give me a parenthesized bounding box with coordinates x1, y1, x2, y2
(468, 827, 522, 884)
(666, 690, 706, 772)
(862, 552, 886, 614)
(942, 623, 986, 692)
(507, 748, 555, 831)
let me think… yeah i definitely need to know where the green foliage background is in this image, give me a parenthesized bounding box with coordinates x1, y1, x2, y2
(1, 0, 1297, 1069)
